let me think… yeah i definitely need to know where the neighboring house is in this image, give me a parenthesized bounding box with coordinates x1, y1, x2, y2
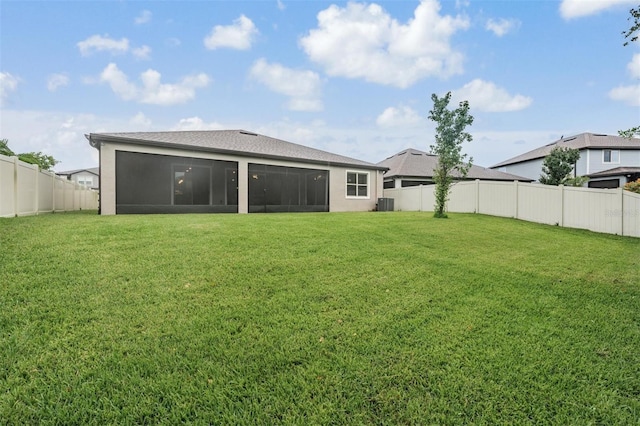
(87, 130, 387, 215)
(56, 167, 100, 190)
(491, 133, 640, 188)
(378, 148, 532, 189)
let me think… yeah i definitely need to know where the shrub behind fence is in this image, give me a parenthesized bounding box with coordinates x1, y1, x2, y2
(384, 180, 640, 238)
(0, 154, 98, 217)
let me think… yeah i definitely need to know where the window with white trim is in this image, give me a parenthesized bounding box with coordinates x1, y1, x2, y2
(346, 171, 369, 198)
(603, 149, 619, 164)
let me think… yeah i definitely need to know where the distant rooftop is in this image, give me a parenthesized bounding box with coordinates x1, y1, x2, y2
(56, 167, 99, 176)
(88, 130, 385, 171)
(378, 148, 532, 181)
(492, 133, 640, 168)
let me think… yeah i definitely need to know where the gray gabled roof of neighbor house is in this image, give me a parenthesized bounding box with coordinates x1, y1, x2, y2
(491, 133, 640, 168)
(377, 148, 533, 181)
(56, 167, 100, 176)
(87, 130, 386, 171)
(587, 166, 640, 178)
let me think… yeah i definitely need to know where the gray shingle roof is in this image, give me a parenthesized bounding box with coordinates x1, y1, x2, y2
(492, 133, 640, 168)
(377, 148, 532, 181)
(587, 166, 640, 178)
(88, 130, 384, 170)
(56, 167, 100, 176)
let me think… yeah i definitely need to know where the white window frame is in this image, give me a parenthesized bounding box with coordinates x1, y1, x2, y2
(345, 170, 370, 199)
(77, 176, 93, 186)
(602, 149, 620, 164)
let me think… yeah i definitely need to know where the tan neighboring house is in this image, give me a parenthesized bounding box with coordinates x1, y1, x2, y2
(87, 130, 387, 215)
(56, 167, 100, 190)
(491, 133, 640, 188)
(378, 148, 532, 189)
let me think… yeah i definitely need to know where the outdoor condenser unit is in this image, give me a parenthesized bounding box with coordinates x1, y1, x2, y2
(377, 198, 394, 212)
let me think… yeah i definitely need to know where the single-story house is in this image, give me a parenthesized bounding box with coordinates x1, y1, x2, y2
(378, 148, 532, 189)
(56, 167, 100, 190)
(87, 130, 387, 215)
(491, 133, 640, 188)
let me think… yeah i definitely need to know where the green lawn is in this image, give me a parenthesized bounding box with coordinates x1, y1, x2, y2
(1, 211, 639, 424)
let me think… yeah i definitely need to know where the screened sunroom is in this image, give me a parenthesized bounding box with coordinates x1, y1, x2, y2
(88, 130, 385, 215)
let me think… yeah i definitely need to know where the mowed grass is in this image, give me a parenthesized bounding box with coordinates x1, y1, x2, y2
(1, 211, 639, 424)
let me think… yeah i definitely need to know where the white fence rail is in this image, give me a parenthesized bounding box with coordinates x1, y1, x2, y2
(384, 180, 640, 238)
(0, 154, 98, 218)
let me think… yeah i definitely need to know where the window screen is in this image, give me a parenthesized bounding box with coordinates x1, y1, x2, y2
(115, 151, 238, 214)
(248, 163, 329, 213)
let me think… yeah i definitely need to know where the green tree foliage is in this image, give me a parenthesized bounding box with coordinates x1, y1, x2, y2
(622, 6, 639, 46)
(539, 146, 581, 186)
(564, 175, 590, 187)
(620, 8, 639, 136)
(618, 126, 640, 138)
(0, 139, 15, 156)
(0, 138, 59, 171)
(624, 178, 640, 193)
(17, 152, 59, 171)
(428, 92, 474, 218)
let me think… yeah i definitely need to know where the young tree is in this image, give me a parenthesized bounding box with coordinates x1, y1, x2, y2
(619, 8, 639, 136)
(428, 92, 474, 218)
(539, 146, 581, 186)
(622, 6, 639, 46)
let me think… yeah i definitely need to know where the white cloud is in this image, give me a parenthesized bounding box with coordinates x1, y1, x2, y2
(166, 37, 181, 48)
(172, 116, 225, 131)
(132, 45, 152, 60)
(0, 110, 113, 169)
(452, 79, 533, 112)
(608, 84, 640, 106)
(129, 112, 152, 128)
(99, 63, 138, 101)
(249, 58, 323, 111)
(627, 53, 640, 79)
(485, 18, 520, 37)
(47, 73, 69, 92)
(77, 34, 150, 59)
(559, 0, 637, 19)
(608, 53, 640, 106)
(376, 106, 422, 128)
(204, 15, 258, 50)
(135, 10, 152, 25)
(77, 34, 129, 56)
(99, 63, 210, 106)
(1, 72, 20, 105)
(277, 0, 286, 11)
(299, 0, 469, 88)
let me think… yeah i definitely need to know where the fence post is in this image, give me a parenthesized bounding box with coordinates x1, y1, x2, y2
(35, 168, 40, 215)
(620, 187, 624, 236)
(52, 173, 56, 213)
(559, 185, 564, 227)
(475, 179, 480, 214)
(12, 156, 18, 217)
(514, 180, 519, 219)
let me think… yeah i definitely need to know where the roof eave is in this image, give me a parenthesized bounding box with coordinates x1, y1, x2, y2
(88, 133, 387, 171)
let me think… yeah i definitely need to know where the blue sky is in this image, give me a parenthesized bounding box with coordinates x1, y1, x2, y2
(1, 0, 638, 172)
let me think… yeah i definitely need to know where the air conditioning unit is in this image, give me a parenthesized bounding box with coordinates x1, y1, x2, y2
(377, 198, 394, 212)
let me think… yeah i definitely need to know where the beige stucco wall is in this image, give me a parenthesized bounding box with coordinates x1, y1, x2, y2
(97, 141, 383, 215)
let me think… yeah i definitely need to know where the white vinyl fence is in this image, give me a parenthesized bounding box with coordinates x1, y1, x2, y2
(0, 154, 98, 218)
(384, 180, 640, 238)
